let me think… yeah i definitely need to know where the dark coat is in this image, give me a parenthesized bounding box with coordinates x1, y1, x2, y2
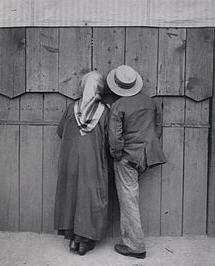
(54, 101, 109, 240)
(108, 91, 167, 169)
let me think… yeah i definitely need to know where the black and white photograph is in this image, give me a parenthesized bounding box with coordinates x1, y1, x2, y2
(0, 1, 215, 265)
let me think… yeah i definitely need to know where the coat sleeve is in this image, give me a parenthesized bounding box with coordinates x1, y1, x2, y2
(108, 104, 124, 160)
(56, 107, 68, 138)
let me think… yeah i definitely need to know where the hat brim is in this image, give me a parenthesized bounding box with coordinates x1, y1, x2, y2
(107, 68, 143, 97)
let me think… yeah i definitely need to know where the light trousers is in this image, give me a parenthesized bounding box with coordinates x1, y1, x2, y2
(114, 158, 146, 253)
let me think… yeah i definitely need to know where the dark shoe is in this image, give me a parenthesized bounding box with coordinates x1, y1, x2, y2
(78, 241, 95, 256)
(114, 244, 146, 259)
(69, 240, 79, 252)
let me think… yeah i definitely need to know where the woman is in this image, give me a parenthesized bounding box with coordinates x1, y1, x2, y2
(54, 71, 109, 255)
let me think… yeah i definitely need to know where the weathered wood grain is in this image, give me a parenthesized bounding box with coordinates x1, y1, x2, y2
(0, 28, 25, 98)
(183, 98, 209, 234)
(20, 125, 43, 232)
(0, 94, 19, 121)
(126, 28, 158, 97)
(161, 97, 185, 235)
(1, 0, 215, 27)
(183, 127, 208, 234)
(42, 126, 60, 233)
(20, 92, 43, 232)
(93, 27, 125, 78)
(26, 28, 59, 92)
(158, 28, 186, 95)
(44, 93, 67, 122)
(20, 93, 43, 121)
(161, 127, 184, 235)
(42, 93, 66, 232)
(185, 28, 214, 101)
(139, 166, 162, 236)
(59, 28, 91, 99)
(0, 125, 19, 231)
(208, 49, 215, 235)
(162, 97, 185, 125)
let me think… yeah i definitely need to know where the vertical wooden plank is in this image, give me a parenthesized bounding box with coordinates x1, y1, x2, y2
(126, 27, 158, 97)
(20, 93, 43, 122)
(161, 97, 184, 236)
(26, 28, 59, 92)
(185, 28, 214, 101)
(183, 98, 209, 235)
(0, 125, 19, 231)
(42, 93, 66, 232)
(158, 28, 186, 95)
(43, 126, 60, 233)
(59, 28, 91, 99)
(208, 44, 215, 235)
(183, 127, 208, 235)
(93, 27, 125, 77)
(162, 128, 184, 236)
(44, 93, 67, 122)
(20, 125, 43, 232)
(0, 28, 25, 98)
(0, 94, 19, 121)
(20, 93, 43, 232)
(139, 166, 162, 236)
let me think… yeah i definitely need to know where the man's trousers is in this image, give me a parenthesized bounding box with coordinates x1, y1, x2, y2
(114, 158, 146, 253)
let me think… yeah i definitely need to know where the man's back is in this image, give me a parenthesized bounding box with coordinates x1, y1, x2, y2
(109, 91, 166, 167)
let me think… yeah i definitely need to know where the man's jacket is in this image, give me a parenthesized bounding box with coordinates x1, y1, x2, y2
(108, 91, 167, 169)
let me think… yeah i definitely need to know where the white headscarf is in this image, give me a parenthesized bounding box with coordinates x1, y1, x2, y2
(74, 71, 105, 136)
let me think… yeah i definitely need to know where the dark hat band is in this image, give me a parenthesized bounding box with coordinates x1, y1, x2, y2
(114, 73, 136, 89)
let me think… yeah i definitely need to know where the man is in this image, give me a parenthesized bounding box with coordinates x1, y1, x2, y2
(107, 65, 167, 259)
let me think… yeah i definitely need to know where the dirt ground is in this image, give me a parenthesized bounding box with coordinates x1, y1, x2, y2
(0, 232, 215, 266)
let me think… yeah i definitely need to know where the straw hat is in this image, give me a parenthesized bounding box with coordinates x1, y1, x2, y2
(106, 65, 143, 96)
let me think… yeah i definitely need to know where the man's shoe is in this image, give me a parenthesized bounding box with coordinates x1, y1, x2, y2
(114, 244, 146, 259)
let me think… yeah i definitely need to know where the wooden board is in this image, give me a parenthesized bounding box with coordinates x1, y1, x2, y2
(59, 28, 91, 99)
(93, 27, 125, 78)
(42, 126, 60, 232)
(44, 93, 67, 122)
(26, 28, 59, 92)
(158, 28, 186, 96)
(183, 127, 208, 234)
(161, 127, 184, 235)
(1, 0, 215, 27)
(20, 93, 43, 122)
(20, 125, 43, 232)
(19, 92, 43, 232)
(139, 166, 162, 236)
(0, 125, 19, 231)
(0, 94, 19, 121)
(0, 28, 25, 98)
(183, 98, 209, 234)
(42, 93, 66, 232)
(208, 60, 215, 236)
(126, 27, 158, 97)
(185, 28, 214, 101)
(161, 97, 185, 235)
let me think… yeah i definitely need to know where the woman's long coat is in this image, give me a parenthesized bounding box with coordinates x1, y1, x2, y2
(54, 101, 109, 240)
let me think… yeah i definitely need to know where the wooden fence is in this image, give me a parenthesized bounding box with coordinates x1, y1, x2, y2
(0, 27, 215, 236)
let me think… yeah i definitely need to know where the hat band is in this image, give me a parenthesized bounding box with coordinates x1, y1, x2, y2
(114, 73, 136, 90)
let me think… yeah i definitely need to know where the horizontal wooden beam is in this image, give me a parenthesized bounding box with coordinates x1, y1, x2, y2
(0, 0, 215, 27)
(0, 120, 210, 128)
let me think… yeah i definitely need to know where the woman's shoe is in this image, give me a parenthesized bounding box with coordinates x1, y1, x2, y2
(69, 240, 79, 252)
(77, 241, 95, 256)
